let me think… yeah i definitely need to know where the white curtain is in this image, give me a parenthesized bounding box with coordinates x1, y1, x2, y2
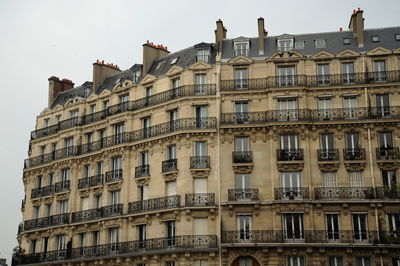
(349, 171, 363, 187)
(322, 172, 337, 187)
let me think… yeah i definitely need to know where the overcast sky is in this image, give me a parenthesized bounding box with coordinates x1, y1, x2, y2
(0, 0, 399, 263)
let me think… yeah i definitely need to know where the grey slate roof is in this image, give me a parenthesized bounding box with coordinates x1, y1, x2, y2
(221, 27, 400, 59)
(95, 64, 142, 94)
(50, 81, 93, 109)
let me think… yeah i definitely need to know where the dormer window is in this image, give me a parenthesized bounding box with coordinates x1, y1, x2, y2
(343, 38, 351, 45)
(295, 41, 304, 50)
(372, 36, 379, 42)
(133, 70, 141, 82)
(234, 42, 249, 57)
(315, 39, 326, 48)
(277, 38, 293, 51)
(115, 77, 121, 84)
(196, 50, 210, 62)
(156, 61, 165, 70)
(396, 34, 400, 41)
(170, 57, 178, 65)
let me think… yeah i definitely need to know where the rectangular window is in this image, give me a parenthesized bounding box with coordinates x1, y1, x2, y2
(36, 175, 42, 188)
(140, 151, 149, 166)
(197, 49, 210, 62)
(315, 39, 326, 48)
(31, 239, 37, 253)
(317, 97, 332, 119)
(194, 260, 209, 266)
(57, 200, 68, 214)
(96, 161, 104, 175)
(48, 173, 54, 186)
(64, 137, 73, 155)
(283, 213, 304, 240)
(166, 262, 175, 266)
(167, 145, 176, 160)
(295, 41, 304, 49)
(90, 104, 96, 114)
(320, 133, 334, 150)
(139, 185, 149, 201)
(329, 257, 343, 266)
(317, 64, 330, 85)
(169, 109, 178, 131)
(55, 115, 61, 124)
(277, 66, 295, 86)
(194, 217, 208, 235)
(109, 227, 119, 251)
(166, 220, 176, 246)
(234, 101, 249, 123)
(373, 60, 386, 81)
(287, 256, 304, 266)
(387, 213, 400, 234)
(81, 197, 89, 211)
(44, 118, 50, 128)
(194, 141, 207, 156)
(277, 98, 298, 121)
(352, 214, 368, 241)
(235, 137, 249, 152)
(119, 94, 128, 103)
(356, 257, 371, 266)
(382, 170, 397, 188)
(343, 95, 358, 119)
(145, 87, 152, 106)
(326, 214, 340, 241)
(235, 173, 251, 190)
(103, 100, 109, 110)
(61, 168, 70, 183)
(237, 215, 251, 241)
(172, 78, 180, 89)
(234, 42, 249, 56)
(42, 237, 49, 253)
(376, 94, 390, 117)
(349, 171, 363, 187)
(277, 39, 293, 51)
(379, 131, 394, 149)
(341, 62, 355, 84)
(322, 172, 338, 187)
(45, 204, 51, 217)
(70, 110, 79, 118)
(281, 172, 302, 199)
(93, 231, 100, 246)
(346, 132, 360, 149)
(114, 123, 124, 144)
(280, 134, 299, 150)
(94, 194, 102, 208)
(33, 206, 40, 219)
(142, 117, 151, 138)
(194, 178, 208, 194)
(109, 190, 121, 205)
(343, 38, 351, 45)
(138, 224, 147, 248)
(166, 181, 176, 196)
(57, 235, 65, 250)
(195, 74, 207, 94)
(79, 232, 86, 247)
(112, 156, 122, 171)
(234, 68, 249, 89)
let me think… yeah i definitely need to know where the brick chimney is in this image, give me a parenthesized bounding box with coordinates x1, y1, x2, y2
(258, 17, 267, 55)
(349, 8, 365, 47)
(48, 76, 74, 106)
(215, 19, 227, 55)
(92, 60, 121, 91)
(142, 41, 170, 75)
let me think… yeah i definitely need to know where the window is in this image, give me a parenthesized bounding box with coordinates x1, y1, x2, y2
(235, 137, 249, 152)
(195, 106, 207, 128)
(48, 173, 54, 186)
(96, 161, 104, 175)
(194, 178, 208, 194)
(237, 215, 252, 241)
(235, 174, 251, 200)
(343, 95, 358, 119)
(58, 200, 68, 214)
(194, 141, 207, 156)
(33, 206, 40, 219)
(373, 60, 386, 82)
(376, 94, 390, 117)
(283, 213, 304, 240)
(42, 237, 49, 253)
(103, 100, 109, 110)
(169, 109, 178, 131)
(382, 170, 397, 188)
(166, 220, 176, 246)
(320, 133, 335, 158)
(36, 175, 42, 188)
(343, 38, 351, 45)
(166, 181, 176, 196)
(44, 118, 50, 128)
(277, 66, 295, 86)
(166, 262, 175, 266)
(61, 168, 70, 183)
(119, 94, 129, 110)
(277, 98, 298, 121)
(90, 104, 96, 114)
(235, 101, 249, 123)
(371, 36, 379, 42)
(45, 204, 51, 217)
(277, 38, 293, 51)
(145, 87, 152, 106)
(393, 258, 400, 266)
(115, 123, 124, 144)
(81, 197, 89, 211)
(156, 61, 165, 70)
(315, 39, 326, 48)
(109, 190, 121, 209)
(64, 137, 73, 155)
(86, 132, 93, 144)
(349, 171, 363, 187)
(317, 97, 332, 120)
(133, 70, 141, 82)
(238, 257, 254, 266)
(287, 256, 304, 266)
(346, 132, 360, 149)
(55, 115, 61, 124)
(193, 217, 208, 235)
(353, 214, 368, 241)
(138, 224, 146, 248)
(94, 194, 102, 208)
(167, 145, 176, 160)
(70, 110, 79, 118)
(280, 172, 302, 199)
(139, 185, 149, 201)
(57, 235, 66, 251)
(280, 134, 299, 151)
(193, 260, 208, 266)
(341, 62, 355, 84)
(234, 42, 249, 57)
(329, 257, 343, 266)
(79, 232, 86, 247)
(322, 172, 338, 187)
(172, 78, 180, 89)
(142, 116, 151, 138)
(195, 74, 207, 94)
(234, 68, 249, 89)
(93, 231, 100, 246)
(294, 41, 304, 49)
(109, 227, 119, 251)
(317, 64, 330, 85)
(83, 165, 90, 179)
(356, 257, 371, 266)
(326, 214, 340, 241)
(31, 239, 37, 253)
(140, 151, 149, 166)
(170, 57, 178, 65)
(197, 49, 210, 62)
(387, 212, 400, 235)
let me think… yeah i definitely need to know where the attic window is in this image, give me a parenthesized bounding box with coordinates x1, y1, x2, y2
(115, 77, 121, 84)
(343, 38, 351, 45)
(277, 38, 293, 51)
(295, 41, 304, 49)
(133, 70, 141, 82)
(156, 61, 165, 70)
(395, 34, 400, 41)
(315, 39, 326, 48)
(371, 36, 379, 42)
(170, 57, 178, 65)
(84, 88, 91, 97)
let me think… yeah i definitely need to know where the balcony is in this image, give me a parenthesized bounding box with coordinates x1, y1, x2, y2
(190, 156, 210, 177)
(31, 184, 55, 199)
(274, 187, 310, 200)
(220, 78, 267, 91)
(161, 159, 178, 181)
(25, 117, 217, 169)
(379, 231, 400, 244)
(105, 169, 123, 183)
(375, 186, 400, 199)
(72, 207, 103, 223)
(376, 147, 400, 170)
(128, 195, 180, 214)
(14, 235, 217, 265)
(276, 148, 304, 171)
(232, 151, 253, 173)
(77, 177, 90, 190)
(185, 193, 215, 206)
(24, 213, 69, 231)
(221, 112, 267, 125)
(102, 204, 123, 218)
(317, 149, 339, 171)
(54, 181, 70, 193)
(267, 74, 307, 87)
(314, 187, 375, 200)
(135, 165, 150, 179)
(228, 189, 259, 202)
(90, 174, 104, 187)
(343, 148, 366, 171)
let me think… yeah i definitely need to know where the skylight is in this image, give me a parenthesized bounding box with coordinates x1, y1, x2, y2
(170, 57, 178, 65)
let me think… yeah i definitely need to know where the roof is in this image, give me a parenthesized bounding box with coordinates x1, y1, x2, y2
(221, 27, 400, 58)
(50, 81, 93, 109)
(95, 64, 142, 94)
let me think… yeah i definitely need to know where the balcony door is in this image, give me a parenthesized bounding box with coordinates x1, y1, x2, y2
(166, 221, 176, 246)
(317, 64, 330, 85)
(114, 123, 124, 144)
(281, 172, 301, 199)
(283, 213, 304, 240)
(109, 227, 119, 252)
(346, 132, 360, 151)
(373, 60, 386, 81)
(376, 94, 390, 117)
(169, 109, 178, 131)
(194, 178, 208, 194)
(234, 68, 248, 90)
(317, 97, 332, 120)
(65, 137, 73, 155)
(138, 224, 146, 249)
(328, 257, 343, 266)
(352, 214, 368, 241)
(320, 133, 335, 159)
(341, 62, 355, 84)
(280, 134, 299, 160)
(382, 170, 397, 189)
(343, 96, 358, 119)
(195, 141, 207, 157)
(81, 197, 89, 211)
(388, 213, 400, 236)
(235, 174, 251, 200)
(277, 98, 298, 121)
(112, 157, 122, 172)
(109, 190, 120, 209)
(277, 66, 295, 86)
(166, 181, 176, 196)
(379, 132, 393, 149)
(195, 106, 207, 128)
(139, 185, 149, 201)
(237, 215, 251, 241)
(57, 200, 68, 214)
(235, 101, 249, 123)
(322, 172, 338, 187)
(194, 217, 208, 235)
(287, 256, 304, 266)
(326, 214, 340, 241)
(235, 137, 249, 152)
(142, 117, 151, 138)
(195, 74, 207, 94)
(356, 257, 371, 266)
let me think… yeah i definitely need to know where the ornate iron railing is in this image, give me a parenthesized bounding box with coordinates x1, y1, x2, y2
(267, 74, 307, 87)
(232, 151, 253, 163)
(274, 187, 310, 200)
(90, 174, 104, 187)
(23, 213, 69, 231)
(379, 231, 400, 244)
(343, 148, 366, 160)
(72, 207, 103, 223)
(105, 169, 123, 183)
(54, 181, 70, 193)
(77, 178, 90, 190)
(317, 149, 339, 161)
(221, 230, 379, 244)
(185, 193, 215, 206)
(228, 189, 259, 201)
(375, 186, 400, 199)
(31, 184, 55, 199)
(162, 159, 178, 173)
(221, 112, 267, 125)
(190, 156, 210, 169)
(128, 195, 180, 214)
(220, 78, 267, 91)
(25, 117, 217, 168)
(376, 147, 400, 160)
(102, 204, 123, 218)
(14, 235, 217, 264)
(277, 148, 304, 161)
(314, 187, 375, 200)
(135, 165, 150, 178)
(30, 84, 216, 140)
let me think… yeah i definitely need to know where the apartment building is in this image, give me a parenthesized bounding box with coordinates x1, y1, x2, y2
(14, 8, 400, 266)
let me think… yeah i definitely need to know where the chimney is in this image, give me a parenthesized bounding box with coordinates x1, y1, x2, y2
(142, 41, 170, 75)
(349, 8, 365, 47)
(48, 76, 74, 106)
(92, 60, 121, 91)
(258, 17, 267, 55)
(215, 19, 227, 55)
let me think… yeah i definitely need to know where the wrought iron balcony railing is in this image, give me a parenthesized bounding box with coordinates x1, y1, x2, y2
(221, 230, 379, 244)
(14, 235, 217, 265)
(267, 74, 307, 87)
(376, 147, 400, 160)
(274, 187, 310, 200)
(375, 186, 400, 199)
(105, 169, 123, 183)
(232, 151, 253, 163)
(277, 148, 304, 161)
(90, 174, 104, 187)
(317, 149, 339, 161)
(30, 85, 216, 140)
(379, 231, 400, 244)
(221, 112, 267, 125)
(135, 165, 150, 178)
(162, 159, 177, 173)
(77, 177, 90, 190)
(128, 195, 180, 214)
(102, 204, 123, 218)
(25, 117, 217, 168)
(31, 184, 55, 199)
(190, 156, 210, 169)
(343, 148, 366, 160)
(72, 207, 103, 223)
(54, 181, 70, 193)
(23, 213, 69, 231)
(220, 78, 267, 91)
(228, 188, 259, 201)
(185, 193, 215, 206)
(314, 187, 375, 200)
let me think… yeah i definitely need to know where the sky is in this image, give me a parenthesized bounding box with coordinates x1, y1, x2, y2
(0, 0, 399, 263)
